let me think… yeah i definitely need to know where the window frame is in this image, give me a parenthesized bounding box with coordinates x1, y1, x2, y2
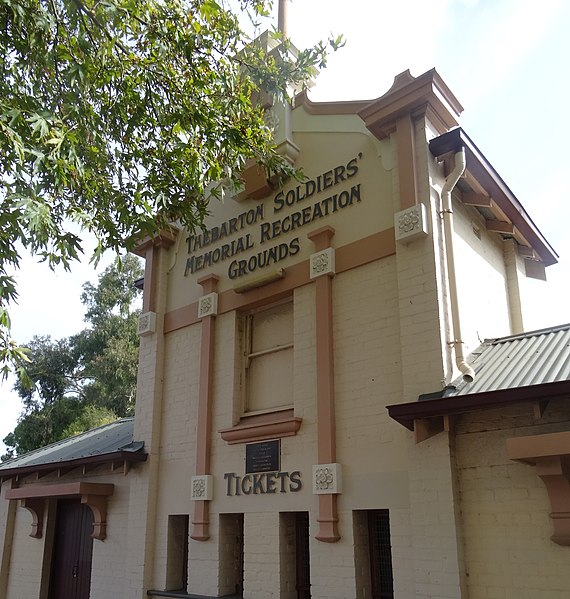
(241, 298, 294, 416)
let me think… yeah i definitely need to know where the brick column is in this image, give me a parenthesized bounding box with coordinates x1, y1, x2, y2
(125, 231, 176, 597)
(308, 226, 340, 543)
(191, 274, 219, 541)
(395, 114, 419, 210)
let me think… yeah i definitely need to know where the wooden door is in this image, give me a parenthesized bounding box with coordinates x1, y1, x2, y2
(49, 499, 94, 599)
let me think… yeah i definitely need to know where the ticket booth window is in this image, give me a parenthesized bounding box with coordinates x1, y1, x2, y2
(166, 515, 189, 592)
(353, 510, 394, 599)
(280, 511, 311, 599)
(219, 513, 244, 597)
(368, 510, 394, 599)
(243, 301, 293, 414)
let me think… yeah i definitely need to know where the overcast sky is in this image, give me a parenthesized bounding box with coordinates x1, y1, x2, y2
(1, 0, 568, 452)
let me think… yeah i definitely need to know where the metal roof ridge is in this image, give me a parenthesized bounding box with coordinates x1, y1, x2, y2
(0, 417, 135, 467)
(489, 323, 570, 345)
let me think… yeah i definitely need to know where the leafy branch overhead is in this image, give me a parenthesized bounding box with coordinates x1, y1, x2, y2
(0, 0, 342, 370)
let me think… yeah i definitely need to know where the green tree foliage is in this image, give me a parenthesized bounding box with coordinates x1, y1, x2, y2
(2, 255, 142, 459)
(2, 396, 85, 456)
(61, 404, 118, 439)
(73, 254, 142, 414)
(0, 0, 342, 371)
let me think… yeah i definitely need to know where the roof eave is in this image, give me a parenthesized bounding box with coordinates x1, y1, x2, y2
(0, 449, 147, 482)
(429, 127, 558, 267)
(387, 379, 570, 431)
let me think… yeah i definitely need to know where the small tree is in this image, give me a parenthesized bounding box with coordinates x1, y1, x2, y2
(2, 255, 143, 459)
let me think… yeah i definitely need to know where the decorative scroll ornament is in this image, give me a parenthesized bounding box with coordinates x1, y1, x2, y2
(198, 293, 218, 319)
(191, 475, 213, 501)
(394, 204, 428, 243)
(310, 247, 335, 279)
(312, 463, 342, 494)
(138, 312, 157, 336)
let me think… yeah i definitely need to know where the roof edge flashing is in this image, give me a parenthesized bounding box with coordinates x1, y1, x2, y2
(358, 68, 463, 139)
(429, 128, 558, 267)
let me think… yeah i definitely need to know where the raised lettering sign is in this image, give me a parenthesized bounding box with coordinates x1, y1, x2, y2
(184, 154, 364, 280)
(223, 471, 302, 496)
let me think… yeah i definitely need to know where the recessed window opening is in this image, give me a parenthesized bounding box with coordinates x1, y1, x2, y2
(166, 515, 189, 592)
(242, 299, 293, 414)
(280, 512, 311, 599)
(353, 510, 394, 599)
(219, 513, 244, 597)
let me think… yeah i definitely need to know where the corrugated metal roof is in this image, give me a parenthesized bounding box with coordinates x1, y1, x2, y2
(450, 323, 570, 396)
(0, 418, 137, 471)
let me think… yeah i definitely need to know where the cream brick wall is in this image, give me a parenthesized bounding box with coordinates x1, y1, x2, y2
(333, 258, 410, 495)
(390, 506, 415, 597)
(393, 121, 450, 400)
(188, 518, 220, 596)
(126, 246, 171, 598)
(89, 471, 133, 598)
(456, 401, 570, 599)
(149, 253, 424, 598)
(148, 324, 201, 589)
(310, 509, 357, 599)
(243, 512, 280, 598)
(210, 309, 241, 455)
(408, 432, 466, 599)
(0, 465, 133, 599)
(451, 198, 512, 350)
(4, 494, 46, 599)
(0, 478, 16, 597)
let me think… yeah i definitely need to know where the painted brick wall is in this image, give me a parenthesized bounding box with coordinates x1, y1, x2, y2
(4, 493, 45, 599)
(187, 518, 220, 596)
(407, 432, 465, 599)
(243, 512, 280, 598)
(89, 472, 133, 598)
(0, 466, 134, 599)
(333, 258, 405, 475)
(126, 246, 170, 598)
(451, 198, 512, 350)
(309, 508, 358, 599)
(456, 401, 570, 599)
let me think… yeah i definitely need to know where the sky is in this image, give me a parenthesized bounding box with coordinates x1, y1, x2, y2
(1, 0, 569, 452)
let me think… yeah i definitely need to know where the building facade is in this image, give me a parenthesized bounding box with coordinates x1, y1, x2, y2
(1, 64, 569, 599)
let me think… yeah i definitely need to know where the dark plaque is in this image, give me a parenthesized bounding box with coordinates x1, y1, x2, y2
(246, 440, 280, 474)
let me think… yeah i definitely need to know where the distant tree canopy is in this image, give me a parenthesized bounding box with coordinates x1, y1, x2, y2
(2, 255, 142, 459)
(0, 0, 342, 373)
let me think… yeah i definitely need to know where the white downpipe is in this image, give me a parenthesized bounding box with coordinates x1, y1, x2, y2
(441, 149, 475, 383)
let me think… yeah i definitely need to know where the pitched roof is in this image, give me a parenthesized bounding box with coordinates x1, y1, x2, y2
(0, 418, 146, 480)
(387, 323, 570, 430)
(450, 323, 570, 396)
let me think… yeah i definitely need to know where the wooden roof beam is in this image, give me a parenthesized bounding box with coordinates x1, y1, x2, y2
(486, 219, 514, 234)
